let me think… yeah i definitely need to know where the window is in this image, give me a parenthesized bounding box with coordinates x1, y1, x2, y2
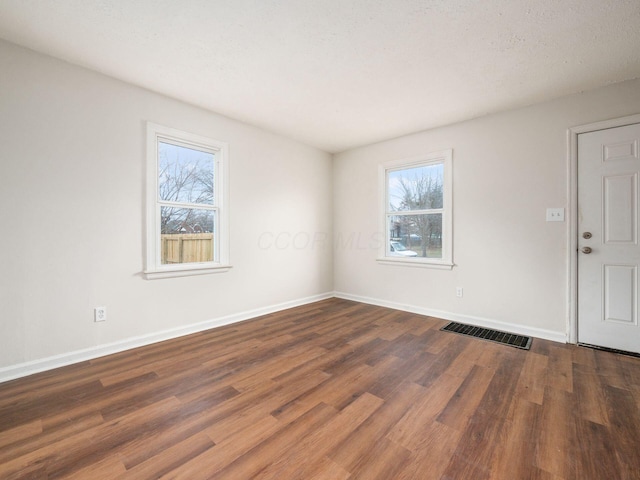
(379, 150, 453, 269)
(145, 123, 230, 279)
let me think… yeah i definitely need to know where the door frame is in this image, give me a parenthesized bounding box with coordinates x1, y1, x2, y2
(567, 113, 640, 344)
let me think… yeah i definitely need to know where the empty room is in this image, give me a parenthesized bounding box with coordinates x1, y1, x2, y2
(1, 1, 640, 478)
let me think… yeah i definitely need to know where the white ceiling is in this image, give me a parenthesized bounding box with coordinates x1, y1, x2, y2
(1, 1, 639, 153)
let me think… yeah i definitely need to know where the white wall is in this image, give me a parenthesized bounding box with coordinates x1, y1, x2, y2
(0, 40, 333, 373)
(333, 78, 640, 340)
(3, 37, 640, 379)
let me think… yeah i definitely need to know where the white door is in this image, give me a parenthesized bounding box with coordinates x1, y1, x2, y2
(578, 123, 640, 353)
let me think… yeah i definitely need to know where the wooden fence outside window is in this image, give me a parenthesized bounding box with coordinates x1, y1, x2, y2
(161, 233, 214, 264)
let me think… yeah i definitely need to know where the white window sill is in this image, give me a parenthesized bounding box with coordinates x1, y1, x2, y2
(376, 258, 454, 270)
(144, 264, 232, 280)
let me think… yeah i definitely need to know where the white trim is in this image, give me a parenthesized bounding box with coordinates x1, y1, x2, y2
(567, 113, 640, 344)
(378, 149, 453, 269)
(144, 264, 232, 280)
(145, 122, 230, 278)
(376, 258, 454, 270)
(334, 291, 567, 344)
(0, 290, 569, 384)
(0, 292, 333, 384)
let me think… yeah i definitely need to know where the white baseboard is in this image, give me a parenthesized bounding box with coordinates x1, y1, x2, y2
(334, 291, 567, 344)
(0, 290, 567, 384)
(0, 292, 334, 384)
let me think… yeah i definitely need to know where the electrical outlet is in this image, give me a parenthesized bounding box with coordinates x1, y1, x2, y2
(456, 287, 463, 298)
(94, 306, 107, 322)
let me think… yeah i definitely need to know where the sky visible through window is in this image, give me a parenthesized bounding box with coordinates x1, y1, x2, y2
(158, 141, 216, 237)
(158, 141, 215, 205)
(388, 163, 443, 211)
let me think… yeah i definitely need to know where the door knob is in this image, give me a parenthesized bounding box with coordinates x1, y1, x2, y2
(581, 246, 592, 254)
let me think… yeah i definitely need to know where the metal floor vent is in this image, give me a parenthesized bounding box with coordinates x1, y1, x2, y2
(441, 322, 532, 350)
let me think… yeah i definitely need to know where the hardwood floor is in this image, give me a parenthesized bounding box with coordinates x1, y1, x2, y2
(1, 298, 639, 479)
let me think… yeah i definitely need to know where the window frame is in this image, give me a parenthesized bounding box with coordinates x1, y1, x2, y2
(377, 149, 453, 270)
(145, 122, 230, 279)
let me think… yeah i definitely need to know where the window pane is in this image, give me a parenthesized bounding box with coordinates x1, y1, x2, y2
(158, 141, 214, 205)
(388, 163, 443, 211)
(161, 207, 215, 264)
(388, 213, 442, 258)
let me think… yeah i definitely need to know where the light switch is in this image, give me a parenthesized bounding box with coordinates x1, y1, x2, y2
(546, 208, 565, 222)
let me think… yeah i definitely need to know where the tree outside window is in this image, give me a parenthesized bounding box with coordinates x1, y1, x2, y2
(145, 123, 229, 279)
(381, 150, 453, 269)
